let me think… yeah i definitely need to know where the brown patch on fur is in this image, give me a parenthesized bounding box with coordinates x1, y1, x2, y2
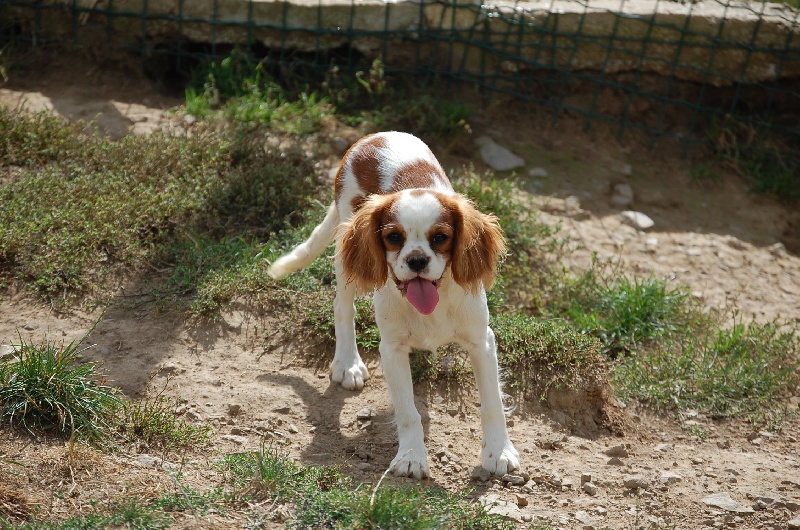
(439, 194, 506, 292)
(391, 159, 449, 192)
(379, 207, 405, 253)
(339, 194, 395, 292)
(427, 214, 455, 256)
(335, 134, 387, 207)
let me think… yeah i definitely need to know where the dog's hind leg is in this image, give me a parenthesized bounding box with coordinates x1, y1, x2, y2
(330, 254, 369, 390)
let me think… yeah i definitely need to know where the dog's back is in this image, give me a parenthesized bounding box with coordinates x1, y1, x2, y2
(268, 131, 451, 280)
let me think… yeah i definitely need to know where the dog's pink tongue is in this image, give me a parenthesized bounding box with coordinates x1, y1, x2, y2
(406, 278, 439, 315)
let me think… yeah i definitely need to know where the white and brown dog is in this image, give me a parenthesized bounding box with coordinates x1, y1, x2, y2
(268, 131, 519, 479)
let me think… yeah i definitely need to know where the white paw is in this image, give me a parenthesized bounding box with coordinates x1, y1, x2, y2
(330, 357, 369, 390)
(389, 449, 430, 479)
(481, 439, 520, 476)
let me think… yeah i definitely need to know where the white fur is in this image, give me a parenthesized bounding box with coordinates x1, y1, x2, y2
(268, 131, 519, 478)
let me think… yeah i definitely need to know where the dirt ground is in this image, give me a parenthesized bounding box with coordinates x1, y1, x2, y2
(1, 60, 799, 529)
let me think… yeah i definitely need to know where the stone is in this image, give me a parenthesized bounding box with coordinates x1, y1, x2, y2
(220, 434, 248, 445)
(502, 474, 526, 486)
(788, 516, 800, 529)
(475, 135, 525, 171)
(623, 474, 651, 490)
(471, 466, 491, 482)
(227, 403, 241, 416)
(528, 167, 548, 178)
(575, 510, 595, 527)
(479, 493, 523, 522)
(660, 471, 683, 485)
(515, 494, 528, 507)
(702, 492, 755, 514)
(356, 406, 373, 420)
(356, 462, 373, 471)
(611, 182, 634, 207)
(603, 444, 628, 457)
(654, 443, 673, 452)
(607, 457, 625, 466)
(621, 210, 655, 230)
(582, 481, 598, 495)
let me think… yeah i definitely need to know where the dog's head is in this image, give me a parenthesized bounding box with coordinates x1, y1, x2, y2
(339, 190, 506, 314)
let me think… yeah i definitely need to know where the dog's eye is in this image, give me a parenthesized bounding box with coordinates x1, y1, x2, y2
(386, 232, 404, 245)
(431, 233, 448, 244)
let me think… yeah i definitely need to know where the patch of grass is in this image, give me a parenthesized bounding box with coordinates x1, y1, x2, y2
(10, 499, 173, 530)
(120, 391, 213, 452)
(222, 445, 513, 529)
(614, 319, 800, 418)
(557, 271, 706, 355)
(0, 107, 318, 305)
(0, 334, 121, 444)
(492, 314, 605, 399)
(703, 118, 800, 202)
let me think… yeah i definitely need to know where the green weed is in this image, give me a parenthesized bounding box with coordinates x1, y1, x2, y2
(222, 445, 513, 529)
(614, 319, 800, 418)
(120, 392, 213, 452)
(0, 335, 121, 444)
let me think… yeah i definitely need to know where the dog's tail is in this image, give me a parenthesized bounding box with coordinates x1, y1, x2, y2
(268, 203, 339, 280)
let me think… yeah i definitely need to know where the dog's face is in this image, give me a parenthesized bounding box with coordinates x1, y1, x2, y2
(339, 190, 505, 314)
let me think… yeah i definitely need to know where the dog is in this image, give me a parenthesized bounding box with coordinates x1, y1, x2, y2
(268, 131, 519, 478)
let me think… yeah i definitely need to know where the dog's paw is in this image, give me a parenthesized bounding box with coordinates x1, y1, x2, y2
(389, 450, 430, 479)
(330, 358, 369, 390)
(481, 439, 520, 476)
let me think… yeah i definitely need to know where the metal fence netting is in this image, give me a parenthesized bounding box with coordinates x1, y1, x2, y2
(1, 0, 798, 155)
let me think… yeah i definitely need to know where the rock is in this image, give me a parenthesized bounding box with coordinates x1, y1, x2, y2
(603, 444, 628, 457)
(623, 474, 651, 490)
(0, 344, 18, 360)
(227, 403, 241, 416)
(582, 481, 598, 495)
(548, 471, 563, 487)
(607, 457, 625, 466)
(660, 472, 683, 485)
(654, 443, 673, 452)
(611, 183, 634, 207)
(475, 135, 525, 171)
(221, 434, 248, 445)
(332, 136, 350, 155)
(581, 472, 592, 484)
(502, 474, 526, 486)
(620, 163, 633, 176)
(575, 510, 595, 527)
(287, 423, 299, 434)
(621, 210, 654, 230)
(356, 462, 373, 471)
(356, 406, 373, 420)
(479, 493, 523, 522)
(471, 466, 491, 482)
(135, 454, 162, 468)
(159, 362, 184, 375)
(702, 492, 755, 514)
(528, 167, 548, 178)
(515, 494, 528, 507)
(788, 516, 800, 529)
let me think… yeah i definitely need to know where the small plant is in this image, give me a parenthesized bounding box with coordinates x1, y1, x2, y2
(120, 383, 212, 452)
(0, 334, 121, 443)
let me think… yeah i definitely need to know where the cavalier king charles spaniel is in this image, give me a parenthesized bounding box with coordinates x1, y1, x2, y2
(269, 131, 520, 479)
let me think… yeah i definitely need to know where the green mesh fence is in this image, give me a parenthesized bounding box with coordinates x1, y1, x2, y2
(1, 0, 798, 156)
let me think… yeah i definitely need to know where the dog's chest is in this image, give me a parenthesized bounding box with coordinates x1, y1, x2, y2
(373, 285, 486, 351)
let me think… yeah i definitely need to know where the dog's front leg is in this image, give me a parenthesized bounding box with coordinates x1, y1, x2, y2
(380, 342, 429, 479)
(330, 256, 369, 390)
(467, 326, 520, 475)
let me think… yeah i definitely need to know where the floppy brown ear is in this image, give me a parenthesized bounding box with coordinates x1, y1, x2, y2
(446, 196, 507, 293)
(338, 195, 391, 293)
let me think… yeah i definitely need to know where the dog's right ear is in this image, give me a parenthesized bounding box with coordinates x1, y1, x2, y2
(338, 195, 391, 293)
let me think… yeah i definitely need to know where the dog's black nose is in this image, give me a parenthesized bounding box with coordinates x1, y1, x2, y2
(407, 255, 429, 273)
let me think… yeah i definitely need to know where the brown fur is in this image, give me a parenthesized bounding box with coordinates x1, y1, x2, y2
(440, 195, 506, 293)
(338, 194, 393, 292)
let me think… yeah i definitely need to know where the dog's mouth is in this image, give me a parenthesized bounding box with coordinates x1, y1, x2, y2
(395, 277, 442, 315)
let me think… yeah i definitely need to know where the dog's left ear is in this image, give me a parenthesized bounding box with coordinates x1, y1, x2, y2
(445, 196, 507, 293)
(338, 195, 391, 293)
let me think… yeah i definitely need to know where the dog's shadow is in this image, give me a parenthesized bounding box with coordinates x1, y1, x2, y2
(254, 369, 471, 490)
